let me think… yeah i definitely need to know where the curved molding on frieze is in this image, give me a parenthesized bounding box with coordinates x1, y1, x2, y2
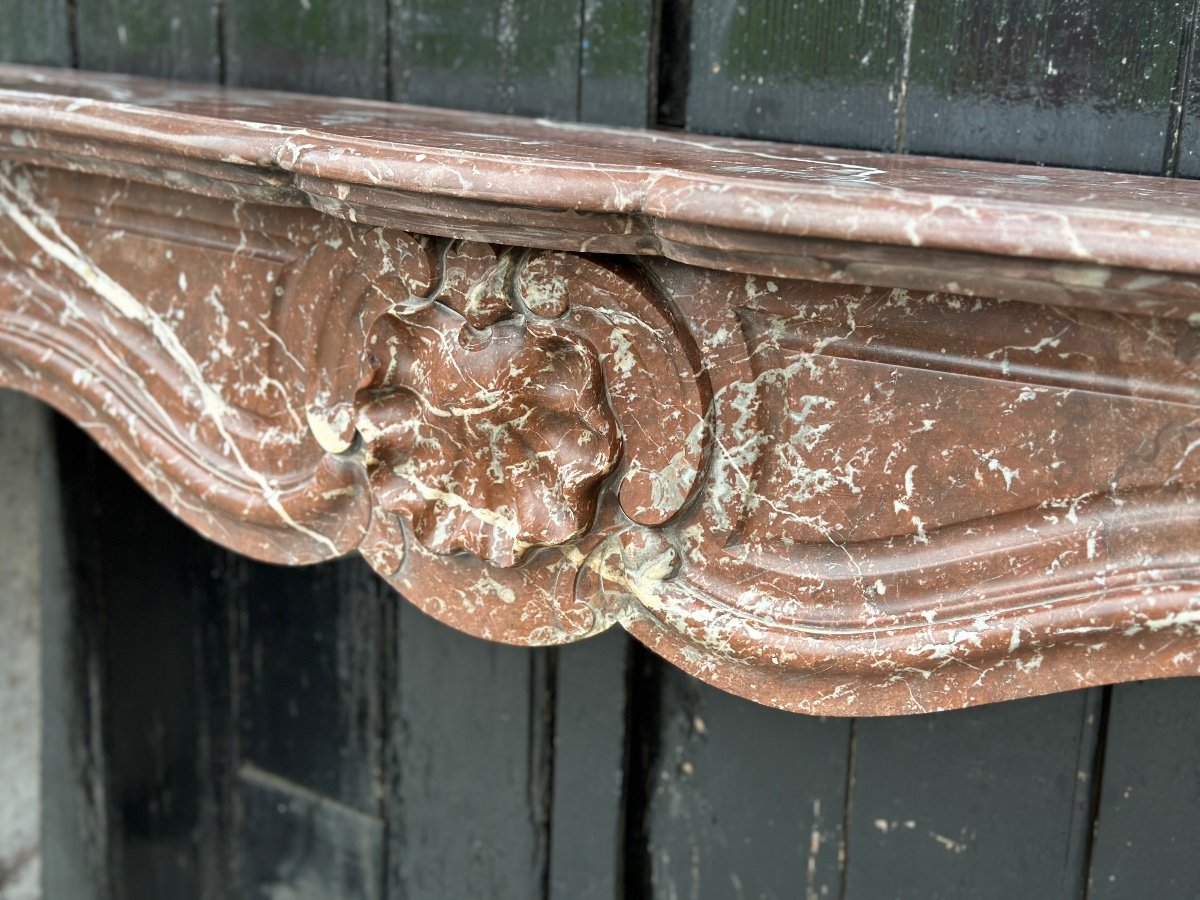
(1, 68, 1200, 714)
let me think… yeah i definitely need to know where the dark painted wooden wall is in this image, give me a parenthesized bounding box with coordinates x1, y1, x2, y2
(4, 1, 1200, 898)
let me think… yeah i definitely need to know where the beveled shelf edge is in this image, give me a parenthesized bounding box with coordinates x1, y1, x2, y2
(1, 66, 1198, 717)
(3, 64, 1200, 319)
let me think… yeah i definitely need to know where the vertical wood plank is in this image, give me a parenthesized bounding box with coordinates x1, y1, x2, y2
(653, 0, 691, 127)
(389, 606, 553, 899)
(75, 0, 219, 82)
(391, 0, 582, 117)
(53, 420, 238, 900)
(547, 630, 631, 900)
(685, 0, 910, 148)
(843, 690, 1103, 900)
(0, 0, 70, 66)
(1087, 679, 1200, 899)
(640, 663, 851, 899)
(0, 393, 50, 899)
(41, 416, 107, 900)
(902, 0, 1186, 173)
(236, 562, 388, 815)
(233, 562, 389, 900)
(237, 766, 385, 900)
(580, 0, 657, 127)
(223, 0, 388, 98)
(1175, 2, 1200, 177)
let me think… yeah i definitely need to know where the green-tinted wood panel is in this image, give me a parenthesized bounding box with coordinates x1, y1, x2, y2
(1087, 679, 1200, 899)
(389, 606, 553, 899)
(76, 0, 219, 82)
(1176, 7, 1200, 177)
(224, 0, 388, 98)
(685, 0, 910, 148)
(581, 0, 657, 126)
(903, 0, 1186, 173)
(642, 663, 851, 899)
(843, 690, 1102, 900)
(0, 0, 70, 66)
(392, 0, 581, 118)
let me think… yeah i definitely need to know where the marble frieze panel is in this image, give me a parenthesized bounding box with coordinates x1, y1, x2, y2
(1, 65, 1199, 714)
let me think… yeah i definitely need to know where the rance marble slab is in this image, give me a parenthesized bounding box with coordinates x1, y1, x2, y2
(1, 64, 1198, 715)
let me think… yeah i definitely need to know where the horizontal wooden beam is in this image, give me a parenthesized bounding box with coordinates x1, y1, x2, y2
(1, 64, 1198, 714)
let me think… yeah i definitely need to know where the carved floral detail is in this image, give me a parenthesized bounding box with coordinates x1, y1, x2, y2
(356, 302, 620, 568)
(352, 242, 622, 567)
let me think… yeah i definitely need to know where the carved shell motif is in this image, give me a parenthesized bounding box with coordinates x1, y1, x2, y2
(347, 240, 709, 569)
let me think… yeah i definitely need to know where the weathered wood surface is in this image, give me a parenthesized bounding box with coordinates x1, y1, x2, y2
(0, 393, 48, 900)
(1088, 679, 1200, 899)
(686, 0, 1189, 174)
(75, 0, 219, 82)
(845, 690, 1103, 899)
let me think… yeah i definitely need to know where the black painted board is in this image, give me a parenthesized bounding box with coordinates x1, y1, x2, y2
(223, 0, 388, 98)
(391, 0, 582, 118)
(388, 604, 553, 900)
(903, 0, 1185, 173)
(843, 689, 1103, 900)
(53, 420, 237, 900)
(641, 662, 851, 900)
(237, 561, 388, 816)
(0, 0, 70, 66)
(238, 764, 385, 900)
(76, 0, 220, 82)
(685, 0, 910, 149)
(547, 629, 631, 900)
(654, 0, 690, 128)
(1087, 678, 1200, 899)
(580, 0, 657, 127)
(1176, 6, 1200, 177)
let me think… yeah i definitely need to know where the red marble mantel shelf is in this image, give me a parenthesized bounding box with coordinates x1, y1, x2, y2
(2, 64, 1198, 715)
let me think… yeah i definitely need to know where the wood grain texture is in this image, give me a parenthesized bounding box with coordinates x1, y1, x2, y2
(903, 0, 1186, 174)
(1087, 678, 1200, 899)
(40, 415, 106, 900)
(389, 605, 553, 899)
(843, 690, 1103, 899)
(0, 0, 70, 67)
(391, 0, 581, 117)
(53, 423, 236, 900)
(685, 0, 1188, 173)
(1176, 2, 1200, 178)
(224, 0, 388, 98)
(685, 0, 910, 148)
(237, 564, 388, 815)
(75, 0, 220, 82)
(0, 392, 48, 900)
(642, 664, 851, 898)
(547, 630, 631, 900)
(580, 0, 657, 127)
(238, 765, 384, 900)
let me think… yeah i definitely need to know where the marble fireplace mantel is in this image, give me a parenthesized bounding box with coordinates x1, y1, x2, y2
(2, 64, 1199, 715)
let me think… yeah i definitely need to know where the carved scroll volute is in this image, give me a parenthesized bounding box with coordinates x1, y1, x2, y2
(312, 238, 711, 642)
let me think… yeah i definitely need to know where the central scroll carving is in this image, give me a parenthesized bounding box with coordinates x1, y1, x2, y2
(339, 240, 710, 569)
